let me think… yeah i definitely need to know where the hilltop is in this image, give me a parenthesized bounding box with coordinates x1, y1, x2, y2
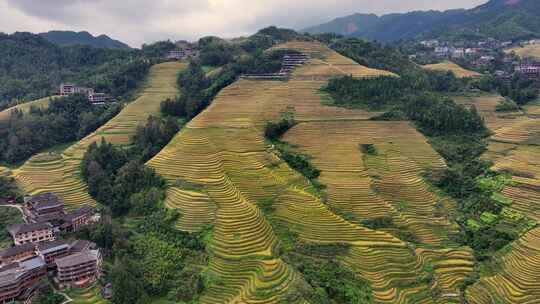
(39, 30, 131, 49)
(302, 0, 540, 41)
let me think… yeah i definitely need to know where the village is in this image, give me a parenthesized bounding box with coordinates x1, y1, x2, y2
(0, 193, 107, 304)
(413, 38, 540, 85)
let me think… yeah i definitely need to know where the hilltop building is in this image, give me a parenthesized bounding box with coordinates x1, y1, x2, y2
(59, 84, 94, 97)
(59, 84, 112, 104)
(167, 49, 199, 60)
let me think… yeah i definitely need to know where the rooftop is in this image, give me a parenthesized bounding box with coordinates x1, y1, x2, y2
(56, 250, 99, 268)
(7, 222, 52, 236)
(69, 240, 96, 254)
(26, 193, 64, 211)
(0, 256, 45, 287)
(36, 240, 70, 255)
(0, 243, 36, 259)
(62, 205, 94, 222)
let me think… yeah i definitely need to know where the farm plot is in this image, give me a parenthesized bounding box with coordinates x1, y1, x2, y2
(453, 94, 527, 132)
(466, 227, 540, 304)
(455, 91, 540, 303)
(423, 61, 481, 78)
(149, 42, 474, 303)
(13, 62, 185, 210)
(282, 120, 456, 247)
(0, 96, 55, 123)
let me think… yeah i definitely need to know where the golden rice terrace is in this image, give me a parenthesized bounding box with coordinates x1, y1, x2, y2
(147, 42, 480, 303)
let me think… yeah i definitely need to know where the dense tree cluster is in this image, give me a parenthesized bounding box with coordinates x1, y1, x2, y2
(0, 32, 151, 109)
(79, 133, 209, 303)
(477, 73, 539, 106)
(0, 95, 122, 164)
(324, 75, 486, 136)
(329, 38, 419, 74)
(0, 176, 19, 199)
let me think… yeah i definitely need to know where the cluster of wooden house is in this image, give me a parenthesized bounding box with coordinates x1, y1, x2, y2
(240, 51, 310, 80)
(0, 193, 102, 303)
(59, 84, 112, 104)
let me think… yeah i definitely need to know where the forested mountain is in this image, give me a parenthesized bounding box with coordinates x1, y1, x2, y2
(39, 30, 131, 49)
(0, 32, 148, 109)
(302, 0, 540, 41)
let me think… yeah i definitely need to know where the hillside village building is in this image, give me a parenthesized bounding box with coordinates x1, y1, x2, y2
(0, 244, 36, 267)
(0, 243, 100, 303)
(55, 249, 102, 289)
(59, 83, 94, 97)
(59, 84, 111, 104)
(7, 223, 54, 246)
(167, 49, 198, 60)
(24, 193, 65, 222)
(23, 193, 96, 233)
(0, 257, 46, 303)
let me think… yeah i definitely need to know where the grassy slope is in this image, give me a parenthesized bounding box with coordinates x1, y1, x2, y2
(506, 44, 540, 60)
(148, 42, 473, 304)
(422, 61, 482, 78)
(0, 96, 56, 123)
(11, 62, 186, 210)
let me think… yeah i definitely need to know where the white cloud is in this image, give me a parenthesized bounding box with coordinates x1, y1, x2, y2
(0, 0, 487, 47)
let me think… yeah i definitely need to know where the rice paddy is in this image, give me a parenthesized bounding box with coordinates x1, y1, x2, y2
(12, 62, 185, 210)
(148, 42, 475, 303)
(423, 61, 482, 78)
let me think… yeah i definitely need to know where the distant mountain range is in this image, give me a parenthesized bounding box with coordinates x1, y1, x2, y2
(39, 31, 131, 49)
(302, 0, 540, 42)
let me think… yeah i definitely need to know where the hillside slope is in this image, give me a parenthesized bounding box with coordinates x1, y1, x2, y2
(12, 62, 185, 210)
(302, 0, 540, 41)
(0, 96, 55, 123)
(452, 95, 540, 303)
(39, 30, 131, 49)
(147, 41, 474, 303)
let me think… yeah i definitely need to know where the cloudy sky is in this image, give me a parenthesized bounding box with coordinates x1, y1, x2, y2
(0, 0, 486, 47)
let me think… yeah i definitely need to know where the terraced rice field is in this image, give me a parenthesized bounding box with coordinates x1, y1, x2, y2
(282, 121, 457, 247)
(422, 61, 482, 78)
(455, 94, 540, 303)
(506, 44, 540, 59)
(12, 62, 185, 210)
(65, 284, 108, 304)
(0, 96, 55, 123)
(148, 42, 474, 303)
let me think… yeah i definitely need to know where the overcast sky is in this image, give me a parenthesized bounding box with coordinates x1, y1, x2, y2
(0, 0, 486, 48)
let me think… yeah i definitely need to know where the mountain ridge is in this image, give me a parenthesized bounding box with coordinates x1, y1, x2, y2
(39, 30, 131, 49)
(302, 0, 540, 41)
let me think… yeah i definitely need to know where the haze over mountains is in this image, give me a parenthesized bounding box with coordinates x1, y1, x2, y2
(302, 0, 540, 41)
